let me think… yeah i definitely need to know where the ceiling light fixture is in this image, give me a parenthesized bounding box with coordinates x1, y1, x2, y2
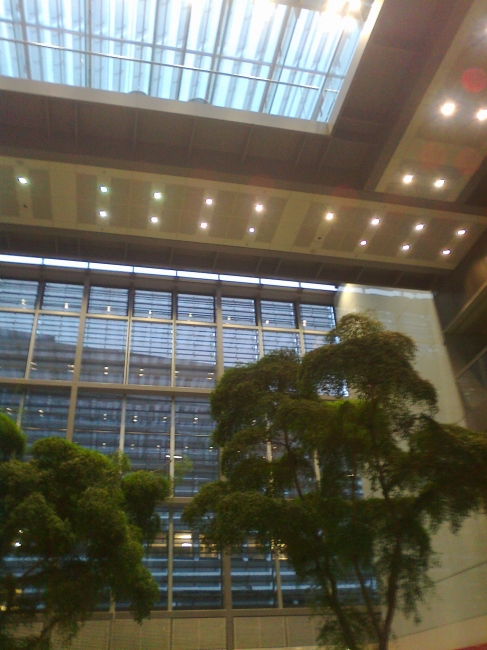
(442, 249, 451, 255)
(360, 240, 367, 246)
(371, 217, 380, 226)
(98, 210, 108, 218)
(415, 223, 425, 231)
(440, 101, 456, 116)
(434, 179, 445, 188)
(17, 176, 28, 184)
(401, 244, 411, 251)
(349, 0, 361, 10)
(457, 228, 467, 236)
(205, 198, 213, 206)
(99, 185, 108, 193)
(342, 15, 357, 31)
(325, 212, 334, 221)
(150, 216, 159, 224)
(477, 108, 487, 121)
(403, 174, 414, 184)
(153, 191, 163, 200)
(200, 222, 208, 229)
(248, 227, 256, 233)
(255, 203, 264, 212)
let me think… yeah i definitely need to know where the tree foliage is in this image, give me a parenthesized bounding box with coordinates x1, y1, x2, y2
(0, 416, 170, 649)
(184, 313, 487, 650)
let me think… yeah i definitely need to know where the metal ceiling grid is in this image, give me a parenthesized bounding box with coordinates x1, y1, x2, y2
(0, 0, 374, 124)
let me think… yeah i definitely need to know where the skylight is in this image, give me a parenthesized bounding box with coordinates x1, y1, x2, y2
(0, 0, 378, 127)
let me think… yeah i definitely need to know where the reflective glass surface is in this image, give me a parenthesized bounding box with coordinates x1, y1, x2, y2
(261, 301, 296, 328)
(21, 390, 70, 445)
(178, 294, 214, 322)
(221, 297, 256, 325)
(143, 508, 169, 609)
(81, 318, 127, 383)
(174, 399, 218, 496)
(175, 325, 216, 387)
(88, 286, 129, 315)
(124, 395, 171, 472)
(129, 321, 172, 386)
(0, 279, 38, 309)
(262, 330, 300, 355)
(31, 315, 79, 379)
(42, 283, 84, 312)
(304, 333, 329, 353)
(73, 392, 122, 454)
(0, 387, 22, 420)
(299, 304, 335, 330)
(172, 509, 222, 610)
(0, 312, 35, 378)
(223, 328, 259, 368)
(133, 290, 172, 319)
(231, 538, 277, 608)
(0, 0, 374, 124)
(280, 557, 313, 607)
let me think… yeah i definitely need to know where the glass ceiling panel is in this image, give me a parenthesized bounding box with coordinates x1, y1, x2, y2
(0, 0, 375, 124)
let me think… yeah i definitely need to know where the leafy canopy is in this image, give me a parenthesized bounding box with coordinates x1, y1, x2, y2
(184, 313, 487, 650)
(0, 417, 170, 650)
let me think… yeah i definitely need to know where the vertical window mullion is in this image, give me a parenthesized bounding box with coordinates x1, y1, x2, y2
(123, 287, 134, 385)
(297, 302, 306, 357)
(215, 288, 224, 380)
(255, 296, 264, 359)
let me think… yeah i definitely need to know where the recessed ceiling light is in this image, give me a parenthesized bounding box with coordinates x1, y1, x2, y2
(415, 223, 425, 231)
(442, 249, 451, 255)
(205, 198, 213, 206)
(150, 215, 159, 224)
(255, 203, 264, 212)
(477, 109, 487, 121)
(434, 179, 445, 188)
(17, 176, 28, 185)
(349, 0, 361, 10)
(342, 15, 357, 31)
(325, 212, 334, 221)
(360, 240, 367, 246)
(153, 191, 163, 200)
(440, 102, 456, 117)
(99, 185, 108, 193)
(248, 227, 255, 233)
(457, 228, 467, 236)
(401, 244, 411, 251)
(98, 210, 108, 217)
(403, 174, 414, 184)
(200, 222, 208, 229)
(371, 217, 380, 226)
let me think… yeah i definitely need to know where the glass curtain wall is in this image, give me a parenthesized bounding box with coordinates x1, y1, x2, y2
(0, 275, 337, 612)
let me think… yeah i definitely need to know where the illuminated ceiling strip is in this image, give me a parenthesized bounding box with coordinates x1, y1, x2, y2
(0, 254, 337, 292)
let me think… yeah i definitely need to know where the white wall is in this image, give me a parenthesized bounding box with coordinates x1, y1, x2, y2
(336, 284, 487, 650)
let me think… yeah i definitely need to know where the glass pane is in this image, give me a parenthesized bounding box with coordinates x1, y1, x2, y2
(172, 509, 222, 610)
(223, 329, 259, 368)
(73, 393, 122, 454)
(143, 508, 169, 609)
(0, 387, 22, 421)
(21, 391, 70, 446)
(175, 326, 216, 387)
(231, 538, 277, 608)
(128, 322, 172, 386)
(80, 319, 127, 383)
(177, 294, 214, 323)
(262, 331, 300, 356)
(221, 297, 256, 325)
(133, 290, 172, 319)
(0, 312, 34, 378)
(30, 315, 79, 380)
(280, 557, 313, 607)
(42, 283, 84, 312)
(304, 333, 329, 353)
(124, 396, 171, 472)
(88, 286, 128, 315)
(261, 301, 296, 328)
(299, 304, 335, 331)
(0, 279, 38, 308)
(174, 399, 218, 497)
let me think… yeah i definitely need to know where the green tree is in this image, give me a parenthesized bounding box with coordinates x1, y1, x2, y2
(0, 413, 170, 649)
(184, 313, 487, 650)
